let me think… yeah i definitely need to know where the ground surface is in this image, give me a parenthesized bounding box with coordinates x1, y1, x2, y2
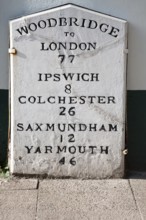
(0, 172, 146, 220)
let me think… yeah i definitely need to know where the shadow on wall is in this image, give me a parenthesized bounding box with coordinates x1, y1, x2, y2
(0, 90, 8, 167)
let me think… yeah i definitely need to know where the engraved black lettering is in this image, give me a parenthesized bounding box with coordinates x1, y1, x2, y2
(58, 124, 66, 132)
(68, 55, 75, 63)
(69, 42, 77, 50)
(99, 125, 106, 132)
(38, 20, 47, 29)
(89, 124, 97, 131)
(47, 96, 55, 104)
(25, 146, 33, 154)
(88, 20, 98, 29)
(89, 146, 97, 154)
(68, 134, 75, 143)
(69, 146, 76, 154)
(16, 26, 29, 35)
(45, 73, 52, 81)
(47, 18, 57, 27)
(18, 96, 26, 104)
(60, 135, 63, 142)
(37, 96, 45, 104)
(100, 23, 109, 33)
(34, 147, 41, 153)
(35, 123, 43, 131)
(45, 146, 53, 153)
(68, 124, 76, 132)
(65, 84, 71, 94)
(49, 42, 57, 51)
(69, 17, 80, 26)
(58, 96, 66, 104)
(59, 17, 67, 26)
(98, 96, 106, 104)
(91, 73, 99, 81)
(87, 42, 97, 50)
(88, 96, 96, 103)
(40, 42, 49, 51)
(81, 73, 89, 81)
(79, 43, 87, 50)
(100, 146, 109, 154)
(17, 123, 24, 131)
(46, 124, 54, 131)
(63, 73, 74, 80)
(79, 124, 87, 131)
(38, 73, 43, 81)
(58, 54, 65, 63)
(69, 96, 77, 104)
(59, 107, 66, 116)
(26, 124, 33, 131)
(54, 74, 60, 81)
(108, 96, 116, 104)
(70, 157, 76, 166)
(58, 42, 66, 50)
(81, 18, 86, 27)
(59, 157, 65, 165)
(28, 96, 36, 104)
(28, 23, 37, 31)
(109, 26, 120, 38)
(79, 96, 86, 104)
(78, 146, 86, 153)
(57, 146, 67, 153)
(109, 124, 117, 131)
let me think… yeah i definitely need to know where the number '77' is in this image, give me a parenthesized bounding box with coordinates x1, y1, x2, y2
(58, 55, 75, 63)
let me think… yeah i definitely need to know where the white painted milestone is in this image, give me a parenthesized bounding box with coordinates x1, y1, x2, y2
(9, 4, 127, 178)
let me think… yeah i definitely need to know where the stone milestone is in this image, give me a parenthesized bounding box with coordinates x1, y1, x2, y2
(9, 4, 127, 178)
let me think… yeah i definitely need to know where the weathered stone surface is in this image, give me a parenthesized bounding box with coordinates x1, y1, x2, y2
(9, 4, 127, 178)
(37, 179, 140, 220)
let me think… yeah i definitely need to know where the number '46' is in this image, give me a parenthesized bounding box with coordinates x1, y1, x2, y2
(59, 157, 76, 166)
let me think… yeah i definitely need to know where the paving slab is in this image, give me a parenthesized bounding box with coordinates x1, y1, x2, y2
(0, 177, 38, 190)
(37, 179, 141, 220)
(0, 190, 37, 220)
(130, 178, 146, 220)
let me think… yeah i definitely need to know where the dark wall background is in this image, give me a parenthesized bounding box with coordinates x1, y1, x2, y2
(0, 90, 8, 167)
(126, 91, 146, 171)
